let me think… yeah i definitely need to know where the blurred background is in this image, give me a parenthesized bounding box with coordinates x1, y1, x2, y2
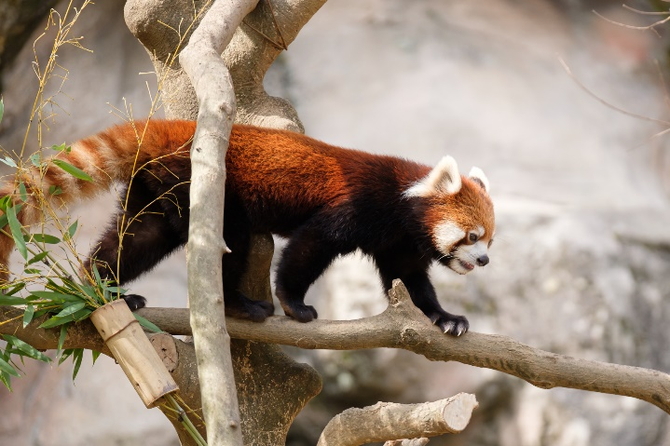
(1, 0, 670, 445)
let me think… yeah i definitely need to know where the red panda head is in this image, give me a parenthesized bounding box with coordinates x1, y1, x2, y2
(405, 156, 495, 275)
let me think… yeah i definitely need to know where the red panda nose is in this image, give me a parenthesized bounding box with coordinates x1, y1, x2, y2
(476, 255, 489, 267)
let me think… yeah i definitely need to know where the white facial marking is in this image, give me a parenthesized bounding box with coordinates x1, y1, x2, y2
(404, 156, 462, 198)
(443, 225, 490, 275)
(433, 220, 465, 256)
(462, 241, 488, 261)
(468, 166, 490, 192)
(447, 241, 489, 275)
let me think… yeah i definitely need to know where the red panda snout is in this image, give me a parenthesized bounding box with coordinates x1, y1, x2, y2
(449, 237, 491, 275)
(434, 222, 492, 275)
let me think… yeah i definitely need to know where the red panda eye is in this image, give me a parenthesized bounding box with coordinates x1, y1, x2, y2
(468, 233, 478, 243)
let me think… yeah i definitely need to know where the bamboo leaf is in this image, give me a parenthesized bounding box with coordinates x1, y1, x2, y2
(0, 157, 16, 168)
(30, 290, 82, 303)
(18, 183, 27, 202)
(0, 195, 10, 210)
(26, 251, 50, 266)
(2, 335, 51, 363)
(71, 349, 83, 381)
(92, 263, 102, 285)
(65, 220, 78, 240)
(1, 282, 25, 296)
(54, 302, 86, 318)
(58, 348, 73, 365)
(0, 97, 4, 123)
(135, 313, 162, 333)
(0, 295, 27, 305)
(39, 307, 91, 329)
(6, 204, 27, 260)
(91, 350, 101, 365)
(57, 325, 68, 353)
(51, 159, 92, 182)
(0, 356, 19, 377)
(29, 152, 41, 167)
(23, 268, 41, 275)
(51, 143, 71, 153)
(38, 315, 71, 329)
(33, 308, 51, 318)
(71, 308, 92, 322)
(27, 233, 61, 244)
(0, 371, 12, 391)
(104, 286, 127, 294)
(22, 305, 35, 328)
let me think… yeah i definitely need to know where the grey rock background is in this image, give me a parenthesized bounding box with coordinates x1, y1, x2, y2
(1, 1, 670, 445)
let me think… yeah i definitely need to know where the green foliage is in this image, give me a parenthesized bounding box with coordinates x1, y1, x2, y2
(0, 172, 129, 389)
(51, 158, 93, 182)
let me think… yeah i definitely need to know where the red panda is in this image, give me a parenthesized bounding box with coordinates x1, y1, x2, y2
(0, 120, 494, 336)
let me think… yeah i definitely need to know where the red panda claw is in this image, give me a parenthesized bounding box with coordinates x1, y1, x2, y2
(437, 314, 469, 337)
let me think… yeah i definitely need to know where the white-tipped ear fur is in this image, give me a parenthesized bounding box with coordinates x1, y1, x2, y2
(468, 166, 490, 193)
(405, 155, 462, 198)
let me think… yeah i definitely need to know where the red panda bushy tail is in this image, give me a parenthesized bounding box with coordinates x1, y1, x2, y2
(0, 120, 186, 281)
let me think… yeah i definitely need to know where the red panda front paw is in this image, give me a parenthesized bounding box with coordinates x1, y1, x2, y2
(284, 304, 318, 323)
(433, 313, 469, 337)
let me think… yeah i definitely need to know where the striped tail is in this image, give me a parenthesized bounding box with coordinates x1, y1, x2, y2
(0, 121, 159, 281)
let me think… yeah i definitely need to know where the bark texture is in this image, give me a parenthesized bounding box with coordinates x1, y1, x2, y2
(3, 279, 669, 417)
(179, 1, 259, 444)
(317, 393, 478, 446)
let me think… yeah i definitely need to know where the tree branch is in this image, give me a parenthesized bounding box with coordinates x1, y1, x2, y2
(178, 1, 259, 445)
(133, 280, 670, 415)
(317, 393, 478, 446)
(4, 280, 668, 421)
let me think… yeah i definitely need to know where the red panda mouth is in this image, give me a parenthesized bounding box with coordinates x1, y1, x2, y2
(459, 260, 475, 271)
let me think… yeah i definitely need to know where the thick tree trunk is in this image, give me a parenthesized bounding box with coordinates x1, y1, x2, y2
(123, 3, 326, 443)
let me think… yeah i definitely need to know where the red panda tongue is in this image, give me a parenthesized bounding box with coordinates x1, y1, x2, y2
(460, 260, 475, 271)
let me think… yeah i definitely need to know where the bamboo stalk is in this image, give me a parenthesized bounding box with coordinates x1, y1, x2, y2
(90, 299, 179, 407)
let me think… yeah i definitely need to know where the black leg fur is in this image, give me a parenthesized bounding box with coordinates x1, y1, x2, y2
(221, 210, 274, 321)
(376, 256, 469, 337)
(86, 180, 185, 309)
(401, 271, 469, 336)
(274, 224, 347, 322)
(88, 209, 185, 285)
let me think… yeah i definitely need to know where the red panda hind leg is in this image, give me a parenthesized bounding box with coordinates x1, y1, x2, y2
(273, 224, 348, 322)
(221, 216, 275, 322)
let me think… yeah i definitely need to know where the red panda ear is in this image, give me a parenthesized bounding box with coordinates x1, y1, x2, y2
(468, 166, 490, 193)
(405, 155, 462, 197)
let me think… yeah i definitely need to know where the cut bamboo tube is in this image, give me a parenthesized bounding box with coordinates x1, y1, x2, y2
(91, 299, 179, 407)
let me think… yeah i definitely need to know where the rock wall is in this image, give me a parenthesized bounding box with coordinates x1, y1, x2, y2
(1, 1, 669, 445)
